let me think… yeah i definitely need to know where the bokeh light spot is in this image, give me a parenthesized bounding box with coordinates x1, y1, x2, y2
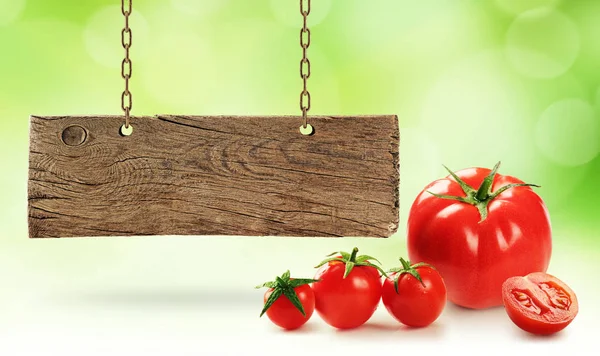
(171, 0, 229, 17)
(140, 30, 212, 111)
(0, 19, 116, 115)
(342, 0, 463, 55)
(84, 5, 150, 69)
(420, 51, 530, 167)
(0, 0, 25, 26)
(535, 99, 599, 166)
(506, 8, 580, 79)
(567, 1, 600, 85)
(494, 0, 560, 15)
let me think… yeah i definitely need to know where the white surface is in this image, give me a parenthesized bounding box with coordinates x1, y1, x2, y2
(0, 283, 594, 356)
(0, 235, 595, 355)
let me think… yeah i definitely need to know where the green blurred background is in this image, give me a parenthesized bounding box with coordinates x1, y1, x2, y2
(0, 0, 599, 300)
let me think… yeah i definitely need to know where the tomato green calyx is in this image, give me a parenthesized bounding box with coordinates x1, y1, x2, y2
(427, 161, 540, 223)
(314, 247, 388, 279)
(387, 258, 433, 293)
(256, 270, 320, 317)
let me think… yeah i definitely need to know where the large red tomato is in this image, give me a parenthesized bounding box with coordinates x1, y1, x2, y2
(407, 162, 552, 309)
(312, 247, 384, 329)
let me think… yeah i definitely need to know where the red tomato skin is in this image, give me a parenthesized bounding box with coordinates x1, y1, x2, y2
(264, 284, 315, 330)
(407, 167, 552, 309)
(502, 272, 578, 335)
(312, 262, 382, 329)
(382, 267, 447, 327)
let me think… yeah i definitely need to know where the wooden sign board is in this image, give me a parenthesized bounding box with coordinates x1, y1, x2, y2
(28, 115, 399, 238)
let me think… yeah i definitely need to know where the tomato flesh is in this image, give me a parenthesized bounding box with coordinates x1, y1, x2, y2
(502, 272, 578, 335)
(264, 284, 315, 330)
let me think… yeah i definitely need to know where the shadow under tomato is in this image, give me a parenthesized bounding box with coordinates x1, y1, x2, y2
(441, 300, 573, 340)
(442, 301, 507, 321)
(332, 320, 446, 339)
(444, 301, 504, 312)
(513, 326, 569, 341)
(279, 322, 321, 334)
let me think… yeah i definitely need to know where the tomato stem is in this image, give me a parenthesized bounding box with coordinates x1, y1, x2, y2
(349, 247, 359, 263)
(315, 247, 388, 279)
(400, 257, 412, 270)
(475, 161, 500, 201)
(443, 164, 476, 196)
(256, 270, 320, 317)
(428, 161, 541, 223)
(388, 258, 428, 293)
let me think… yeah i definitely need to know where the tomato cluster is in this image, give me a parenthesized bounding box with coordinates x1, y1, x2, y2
(406, 162, 577, 335)
(258, 163, 578, 336)
(407, 162, 552, 309)
(257, 248, 447, 330)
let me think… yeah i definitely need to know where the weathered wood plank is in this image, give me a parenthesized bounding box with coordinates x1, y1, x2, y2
(28, 115, 399, 238)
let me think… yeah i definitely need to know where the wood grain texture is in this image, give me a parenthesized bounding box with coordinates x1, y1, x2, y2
(28, 115, 399, 238)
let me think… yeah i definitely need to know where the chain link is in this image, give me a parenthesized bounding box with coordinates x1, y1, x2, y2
(300, 0, 311, 129)
(121, 0, 133, 129)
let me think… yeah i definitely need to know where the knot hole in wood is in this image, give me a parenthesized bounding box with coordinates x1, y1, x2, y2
(61, 125, 88, 146)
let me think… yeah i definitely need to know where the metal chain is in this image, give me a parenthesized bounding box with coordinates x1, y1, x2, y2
(121, 0, 133, 131)
(300, 0, 311, 130)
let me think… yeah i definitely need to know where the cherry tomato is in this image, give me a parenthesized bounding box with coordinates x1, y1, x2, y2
(312, 247, 385, 329)
(382, 258, 447, 327)
(502, 272, 578, 335)
(257, 271, 318, 330)
(407, 162, 552, 309)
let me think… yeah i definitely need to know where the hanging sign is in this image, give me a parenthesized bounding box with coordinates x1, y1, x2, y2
(28, 115, 399, 238)
(27, 0, 400, 238)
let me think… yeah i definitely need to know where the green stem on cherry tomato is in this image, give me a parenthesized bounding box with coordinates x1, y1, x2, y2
(349, 247, 359, 263)
(427, 161, 540, 223)
(388, 258, 434, 293)
(400, 258, 412, 270)
(315, 247, 388, 279)
(256, 270, 320, 317)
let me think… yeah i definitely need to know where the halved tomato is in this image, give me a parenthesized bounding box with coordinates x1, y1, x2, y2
(502, 272, 578, 335)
